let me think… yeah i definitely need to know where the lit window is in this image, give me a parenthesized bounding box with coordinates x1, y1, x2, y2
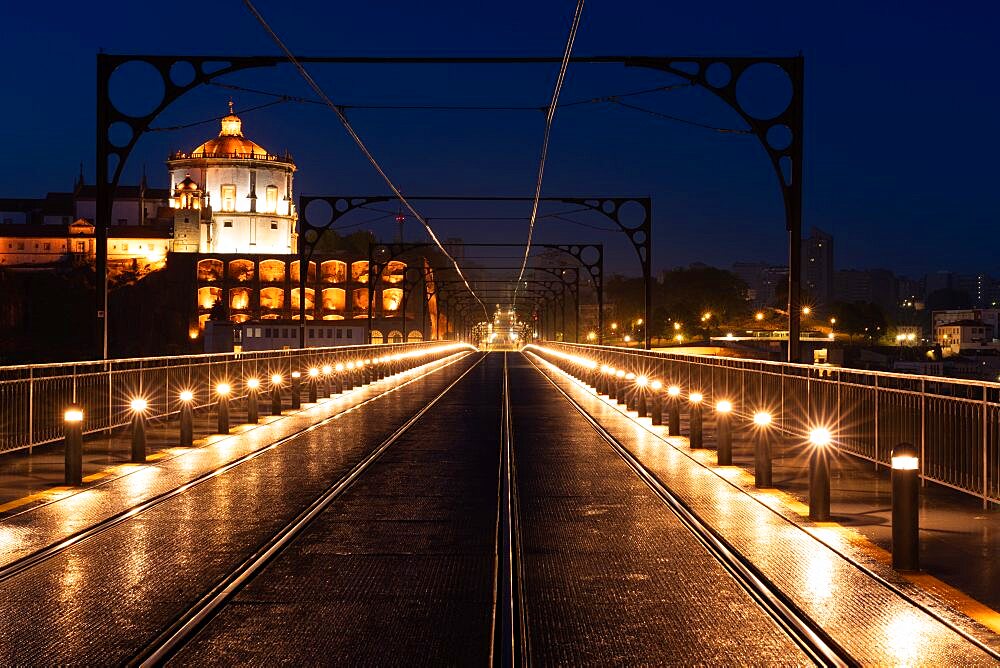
(221, 185, 236, 212)
(265, 185, 278, 213)
(223, 221, 233, 228)
(270, 222, 278, 230)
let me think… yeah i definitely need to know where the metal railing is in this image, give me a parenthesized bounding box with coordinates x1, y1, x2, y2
(537, 342, 1000, 506)
(0, 342, 444, 454)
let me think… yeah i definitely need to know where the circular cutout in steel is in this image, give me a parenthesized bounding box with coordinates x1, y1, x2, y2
(170, 61, 196, 87)
(108, 122, 133, 149)
(303, 198, 334, 228)
(705, 62, 732, 88)
(109, 60, 165, 118)
(735, 63, 793, 120)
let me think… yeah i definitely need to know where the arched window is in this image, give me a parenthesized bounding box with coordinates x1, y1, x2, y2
(387, 330, 404, 344)
(370, 329, 384, 345)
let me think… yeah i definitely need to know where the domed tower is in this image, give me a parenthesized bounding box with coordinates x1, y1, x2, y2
(167, 102, 297, 254)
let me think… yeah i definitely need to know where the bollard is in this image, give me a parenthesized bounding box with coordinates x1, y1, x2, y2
(64, 405, 84, 486)
(130, 398, 148, 463)
(625, 373, 637, 411)
(245, 379, 260, 424)
(179, 390, 195, 446)
(615, 370, 627, 404)
(216, 383, 231, 434)
(270, 374, 284, 415)
(667, 386, 681, 435)
(636, 376, 649, 417)
(346, 362, 356, 390)
(322, 365, 332, 397)
(334, 363, 345, 394)
(688, 393, 704, 448)
(291, 371, 302, 409)
(891, 442, 920, 571)
(715, 400, 733, 465)
(650, 381, 663, 426)
(752, 412, 773, 487)
(808, 427, 832, 521)
(308, 367, 319, 403)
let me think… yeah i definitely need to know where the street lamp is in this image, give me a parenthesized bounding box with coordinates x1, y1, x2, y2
(752, 411, 773, 488)
(716, 400, 733, 465)
(688, 392, 704, 448)
(64, 405, 84, 485)
(808, 426, 832, 521)
(130, 397, 149, 463)
(667, 385, 682, 434)
(215, 382, 231, 434)
(179, 389, 195, 445)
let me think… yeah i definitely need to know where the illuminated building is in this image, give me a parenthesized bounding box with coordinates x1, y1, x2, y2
(167, 102, 297, 255)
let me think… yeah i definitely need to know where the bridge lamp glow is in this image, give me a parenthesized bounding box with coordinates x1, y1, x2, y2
(892, 451, 919, 470)
(753, 411, 772, 427)
(651, 380, 663, 391)
(625, 372, 636, 381)
(716, 400, 733, 414)
(809, 427, 832, 447)
(623, 335, 631, 343)
(802, 306, 812, 315)
(615, 370, 625, 379)
(271, 373, 283, 386)
(130, 397, 149, 413)
(322, 365, 332, 375)
(245, 378, 260, 391)
(179, 390, 195, 402)
(215, 383, 231, 397)
(755, 312, 765, 321)
(309, 367, 319, 378)
(667, 385, 681, 397)
(291, 371, 301, 379)
(635, 376, 649, 387)
(64, 407, 84, 423)
(688, 392, 703, 404)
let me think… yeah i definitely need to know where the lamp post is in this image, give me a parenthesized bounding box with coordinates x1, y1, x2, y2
(636, 376, 649, 417)
(808, 427, 832, 521)
(650, 380, 663, 426)
(752, 411, 773, 488)
(688, 392, 704, 448)
(64, 405, 84, 486)
(270, 373, 283, 415)
(308, 367, 319, 403)
(321, 365, 332, 397)
(891, 442, 920, 571)
(216, 383, 231, 434)
(290, 371, 302, 409)
(716, 400, 733, 465)
(667, 385, 681, 435)
(334, 363, 344, 394)
(245, 379, 260, 424)
(130, 397, 148, 463)
(179, 390, 194, 446)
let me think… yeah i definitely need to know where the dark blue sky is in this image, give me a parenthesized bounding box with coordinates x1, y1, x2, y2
(3, 1, 997, 277)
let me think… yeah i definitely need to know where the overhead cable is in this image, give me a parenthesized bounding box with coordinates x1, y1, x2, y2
(242, 0, 486, 316)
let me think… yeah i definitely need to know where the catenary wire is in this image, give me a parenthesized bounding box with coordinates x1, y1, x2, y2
(242, 0, 487, 317)
(513, 0, 586, 309)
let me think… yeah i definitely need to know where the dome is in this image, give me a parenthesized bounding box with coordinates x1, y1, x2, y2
(191, 101, 271, 159)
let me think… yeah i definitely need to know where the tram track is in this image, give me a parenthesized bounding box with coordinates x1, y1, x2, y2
(129, 352, 488, 666)
(522, 350, 857, 668)
(0, 349, 475, 586)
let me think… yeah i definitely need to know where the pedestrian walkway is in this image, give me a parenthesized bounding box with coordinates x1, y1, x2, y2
(525, 349, 1000, 661)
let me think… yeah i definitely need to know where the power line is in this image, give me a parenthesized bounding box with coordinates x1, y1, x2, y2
(611, 100, 753, 134)
(242, 0, 487, 317)
(148, 99, 290, 132)
(513, 0, 586, 307)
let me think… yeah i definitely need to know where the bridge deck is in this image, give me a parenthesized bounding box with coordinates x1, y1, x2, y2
(0, 351, 995, 665)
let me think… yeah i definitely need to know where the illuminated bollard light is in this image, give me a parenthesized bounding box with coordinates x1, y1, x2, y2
(308, 367, 319, 403)
(334, 363, 345, 394)
(625, 373, 637, 410)
(752, 411, 774, 488)
(346, 362, 356, 390)
(615, 370, 627, 404)
(650, 380, 664, 426)
(63, 405, 84, 486)
(688, 392, 704, 448)
(291, 371, 302, 409)
(667, 385, 682, 435)
(636, 376, 649, 417)
(179, 390, 195, 446)
(130, 397, 149, 463)
(808, 427, 833, 521)
(245, 379, 260, 424)
(599, 366, 612, 396)
(377, 357, 386, 380)
(891, 442, 920, 571)
(322, 365, 333, 397)
(365, 359, 374, 384)
(270, 374, 284, 415)
(216, 383, 231, 435)
(716, 400, 733, 465)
